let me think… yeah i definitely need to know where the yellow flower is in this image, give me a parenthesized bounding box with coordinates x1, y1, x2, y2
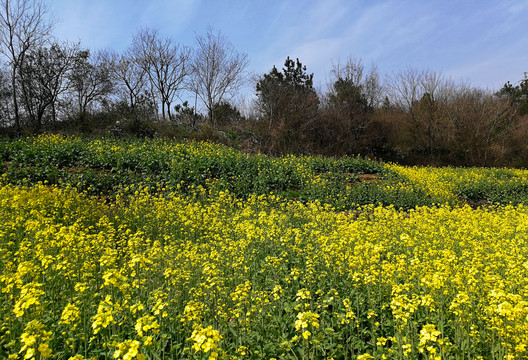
(23, 348, 35, 360)
(92, 295, 116, 334)
(420, 324, 441, 342)
(143, 336, 153, 346)
(37, 343, 52, 358)
(13, 283, 44, 318)
(60, 303, 80, 326)
(189, 325, 222, 354)
(402, 343, 412, 356)
(419, 324, 442, 352)
(376, 337, 387, 346)
(134, 315, 160, 338)
(236, 346, 248, 355)
(357, 354, 374, 360)
(19, 320, 52, 360)
(113, 340, 141, 360)
(294, 311, 319, 331)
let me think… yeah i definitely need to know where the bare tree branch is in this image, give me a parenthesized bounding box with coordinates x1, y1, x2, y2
(189, 27, 249, 127)
(131, 27, 190, 120)
(103, 49, 149, 109)
(68, 50, 114, 117)
(0, 0, 54, 131)
(18, 41, 79, 129)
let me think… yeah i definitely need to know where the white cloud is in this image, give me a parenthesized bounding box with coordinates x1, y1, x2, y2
(446, 42, 528, 90)
(139, 0, 199, 35)
(52, 0, 201, 51)
(49, 0, 528, 93)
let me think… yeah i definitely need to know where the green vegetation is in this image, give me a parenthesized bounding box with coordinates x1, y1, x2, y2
(0, 135, 423, 210)
(2, 135, 528, 360)
(2, 135, 528, 210)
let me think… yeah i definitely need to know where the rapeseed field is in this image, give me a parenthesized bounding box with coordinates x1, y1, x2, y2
(1, 135, 528, 359)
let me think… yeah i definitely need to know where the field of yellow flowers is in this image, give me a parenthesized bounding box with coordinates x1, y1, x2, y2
(1, 135, 528, 359)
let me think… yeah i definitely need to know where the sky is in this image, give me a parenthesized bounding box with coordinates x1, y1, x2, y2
(49, 0, 528, 103)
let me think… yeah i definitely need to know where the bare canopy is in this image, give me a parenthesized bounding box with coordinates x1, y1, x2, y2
(131, 27, 190, 120)
(0, 0, 54, 131)
(189, 27, 249, 127)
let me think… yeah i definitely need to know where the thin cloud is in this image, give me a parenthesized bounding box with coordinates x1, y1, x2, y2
(49, 0, 528, 93)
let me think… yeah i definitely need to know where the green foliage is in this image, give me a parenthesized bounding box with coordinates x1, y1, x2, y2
(456, 177, 528, 205)
(172, 101, 200, 127)
(0, 135, 400, 205)
(329, 77, 371, 113)
(3, 135, 528, 209)
(256, 57, 316, 119)
(212, 101, 243, 127)
(256, 57, 314, 95)
(255, 57, 319, 154)
(497, 75, 528, 115)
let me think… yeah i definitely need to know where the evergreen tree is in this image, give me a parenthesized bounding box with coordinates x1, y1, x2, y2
(255, 57, 318, 153)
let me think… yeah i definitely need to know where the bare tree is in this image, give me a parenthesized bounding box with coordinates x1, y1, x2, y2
(189, 27, 249, 127)
(103, 49, 149, 109)
(385, 67, 456, 156)
(0, 65, 11, 127)
(385, 66, 424, 111)
(329, 57, 382, 108)
(68, 50, 114, 118)
(18, 41, 79, 129)
(443, 89, 516, 164)
(385, 67, 461, 111)
(131, 27, 190, 120)
(0, 0, 54, 131)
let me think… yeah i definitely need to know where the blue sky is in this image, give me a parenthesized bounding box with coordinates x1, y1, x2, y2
(50, 0, 528, 97)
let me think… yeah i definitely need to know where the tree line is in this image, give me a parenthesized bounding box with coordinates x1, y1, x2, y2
(0, 0, 248, 133)
(1, 0, 527, 168)
(254, 58, 528, 167)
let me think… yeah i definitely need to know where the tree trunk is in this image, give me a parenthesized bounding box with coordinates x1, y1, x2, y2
(51, 101, 56, 123)
(10, 67, 20, 132)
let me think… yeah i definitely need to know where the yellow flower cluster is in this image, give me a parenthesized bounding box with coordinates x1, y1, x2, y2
(92, 295, 117, 334)
(60, 302, 81, 330)
(13, 282, 44, 318)
(1, 170, 528, 358)
(189, 325, 222, 358)
(294, 311, 320, 340)
(113, 339, 144, 360)
(19, 320, 53, 359)
(388, 163, 528, 204)
(134, 315, 160, 338)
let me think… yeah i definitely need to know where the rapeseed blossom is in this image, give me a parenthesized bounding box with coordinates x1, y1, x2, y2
(294, 311, 320, 331)
(134, 315, 160, 338)
(189, 325, 222, 355)
(92, 295, 116, 334)
(1, 138, 528, 359)
(19, 320, 52, 359)
(113, 340, 145, 360)
(13, 283, 44, 318)
(60, 302, 81, 330)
